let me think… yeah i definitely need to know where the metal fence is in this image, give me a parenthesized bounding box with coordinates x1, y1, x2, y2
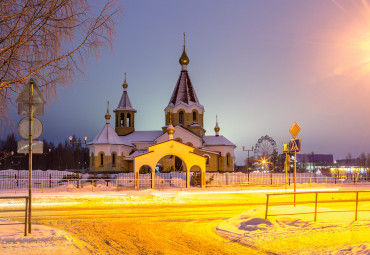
(0, 196, 29, 236)
(265, 190, 370, 221)
(205, 172, 370, 186)
(0, 170, 369, 192)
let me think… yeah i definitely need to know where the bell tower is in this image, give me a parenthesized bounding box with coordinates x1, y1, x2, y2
(164, 33, 205, 137)
(114, 73, 136, 136)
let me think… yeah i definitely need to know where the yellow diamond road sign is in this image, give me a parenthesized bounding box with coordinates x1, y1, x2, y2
(289, 121, 301, 139)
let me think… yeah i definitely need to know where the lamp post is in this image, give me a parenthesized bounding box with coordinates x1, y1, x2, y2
(243, 146, 254, 183)
(69, 136, 87, 172)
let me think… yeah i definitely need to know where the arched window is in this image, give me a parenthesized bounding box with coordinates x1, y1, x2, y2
(193, 111, 197, 122)
(112, 152, 116, 166)
(120, 113, 124, 127)
(100, 152, 104, 166)
(226, 153, 231, 166)
(179, 111, 184, 124)
(175, 138, 183, 143)
(203, 154, 210, 165)
(127, 113, 131, 127)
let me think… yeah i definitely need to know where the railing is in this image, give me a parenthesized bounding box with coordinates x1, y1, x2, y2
(0, 178, 186, 192)
(0, 196, 29, 236)
(265, 191, 370, 221)
(205, 176, 370, 187)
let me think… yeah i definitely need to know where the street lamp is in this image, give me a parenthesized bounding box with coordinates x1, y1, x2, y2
(69, 136, 87, 172)
(243, 146, 254, 183)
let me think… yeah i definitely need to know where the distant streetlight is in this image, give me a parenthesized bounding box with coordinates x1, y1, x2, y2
(69, 136, 87, 172)
(243, 146, 254, 183)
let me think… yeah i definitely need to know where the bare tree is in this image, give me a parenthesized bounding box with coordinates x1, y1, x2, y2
(0, 0, 122, 119)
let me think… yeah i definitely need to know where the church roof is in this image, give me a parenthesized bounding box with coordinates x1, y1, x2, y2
(120, 131, 163, 145)
(203, 135, 236, 147)
(115, 90, 136, 112)
(88, 123, 123, 145)
(168, 70, 203, 108)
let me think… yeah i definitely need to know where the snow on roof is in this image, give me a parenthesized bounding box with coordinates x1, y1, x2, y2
(119, 131, 163, 145)
(88, 123, 122, 145)
(115, 90, 136, 112)
(168, 70, 203, 108)
(203, 135, 236, 147)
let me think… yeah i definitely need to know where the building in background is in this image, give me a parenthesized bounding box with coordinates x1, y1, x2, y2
(88, 42, 236, 174)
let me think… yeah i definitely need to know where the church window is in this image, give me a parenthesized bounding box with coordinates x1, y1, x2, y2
(127, 113, 131, 127)
(100, 152, 104, 166)
(193, 111, 197, 122)
(226, 153, 231, 166)
(203, 154, 210, 165)
(179, 111, 184, 124)
(120, 113, 124, 127)
(112, 152, 116, 166)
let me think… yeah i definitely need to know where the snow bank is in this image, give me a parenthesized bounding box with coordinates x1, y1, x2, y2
(0, 219, 85, 255)
(217, 206, 370, 254)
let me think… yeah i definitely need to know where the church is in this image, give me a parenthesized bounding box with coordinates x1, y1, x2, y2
(87, 41, 236, 187)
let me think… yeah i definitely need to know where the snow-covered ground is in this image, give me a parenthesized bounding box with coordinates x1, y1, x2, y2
(0, 184, 369, 254)
(217, 205, 370, 254)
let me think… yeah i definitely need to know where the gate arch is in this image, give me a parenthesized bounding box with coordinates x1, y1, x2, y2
(134, 140, 207, 188)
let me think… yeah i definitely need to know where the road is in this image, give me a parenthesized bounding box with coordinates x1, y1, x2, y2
(2, 192, 269, 254)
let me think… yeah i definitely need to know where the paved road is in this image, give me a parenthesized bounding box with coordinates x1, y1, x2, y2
(1, 193, 269, 254)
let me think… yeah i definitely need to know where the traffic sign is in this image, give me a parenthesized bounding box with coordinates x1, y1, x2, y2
(17, 117, 43, 139)
(290, 139, 301, 153)
(289, 121, 301, 139)
(283, 142, 289, 153)
(17, 140, 43, 154)
(16, 79, 45, 116)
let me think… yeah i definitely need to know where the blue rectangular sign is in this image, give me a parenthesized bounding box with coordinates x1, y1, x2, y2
(289, 139, 301, 153)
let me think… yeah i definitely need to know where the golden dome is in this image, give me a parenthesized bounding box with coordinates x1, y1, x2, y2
(105, 114, 111, 120)
(123, 72, 128, 89)
(214, 127, 220, 132)
(179, 47, 189, 66)
(167, 124, 175, 135)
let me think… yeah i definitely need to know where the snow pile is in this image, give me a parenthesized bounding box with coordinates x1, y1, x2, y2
(0, 219, 84, 255)
(217, 206, 370, 254)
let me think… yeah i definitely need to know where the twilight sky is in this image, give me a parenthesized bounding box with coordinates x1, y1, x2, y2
(5, 0, 370, 164)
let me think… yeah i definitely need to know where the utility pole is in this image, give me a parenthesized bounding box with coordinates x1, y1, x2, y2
(243, 146, 254, 183)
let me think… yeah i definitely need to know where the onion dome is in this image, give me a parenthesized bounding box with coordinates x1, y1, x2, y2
(105, 101, 111, 123)
(214, 115, 220, 136)
(123, 72, 128, 90)
(179, 47, 189, 66)
(167, 123, 175, 135)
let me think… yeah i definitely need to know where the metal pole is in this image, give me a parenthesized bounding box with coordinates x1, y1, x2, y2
(28, 82, 33, 234)
(247, 150, 249, 183)
(314, 192, 318, 222)
(294, 151, 297, 207)
(355, 191, 359, 221)
(285, 153, 288, 190)
(265, 194, 269, 219)
(24, 197, 28, 236)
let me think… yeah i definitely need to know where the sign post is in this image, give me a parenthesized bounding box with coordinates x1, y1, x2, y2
(283, 143, 290, 190)
(289, 121, 301, 207)
(16, 79, 45, 234)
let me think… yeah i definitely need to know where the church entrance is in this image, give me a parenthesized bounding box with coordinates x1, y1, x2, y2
(134, 140, 207, 189)
(155, 155, 187, 189)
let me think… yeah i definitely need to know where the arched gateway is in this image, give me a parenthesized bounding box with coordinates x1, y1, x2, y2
(134, 140, 207, 188)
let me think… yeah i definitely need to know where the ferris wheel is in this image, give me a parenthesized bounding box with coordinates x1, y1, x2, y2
(254, 135, 278, 160)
